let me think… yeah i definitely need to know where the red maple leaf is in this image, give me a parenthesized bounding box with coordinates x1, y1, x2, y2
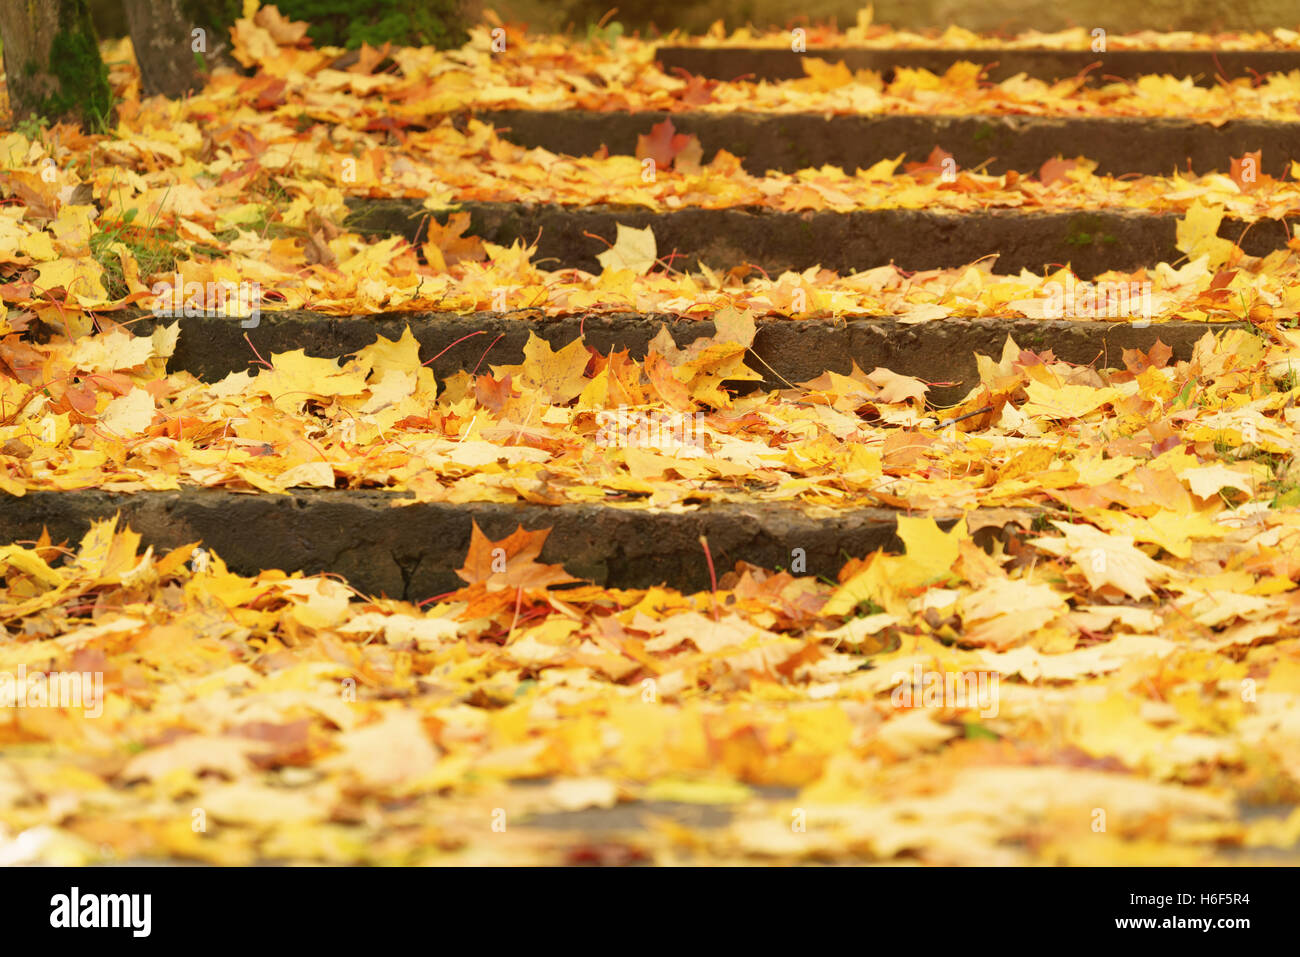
(635, 118, 694, 169)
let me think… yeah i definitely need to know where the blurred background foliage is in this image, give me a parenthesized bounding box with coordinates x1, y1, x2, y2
(87, 0, 471, 47)
(78, 0, 1300, 45)
(535, 0, 1299, 34)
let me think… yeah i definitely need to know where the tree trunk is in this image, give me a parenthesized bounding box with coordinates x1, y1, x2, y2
(123, 0, 232, 99)
(0, 0, 112, 128)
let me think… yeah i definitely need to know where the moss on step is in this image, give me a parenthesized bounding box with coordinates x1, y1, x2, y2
(36, 0, 112, 129)
(1065, 214, 1119, 247)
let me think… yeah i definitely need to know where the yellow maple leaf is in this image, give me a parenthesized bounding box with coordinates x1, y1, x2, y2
(33, 256, 108, 301)
(894, 516, 966, 589)
(257, 350, 369, 414)
(596, 223, 658, 275)
(1179, 463, 1262, 500)
(1043, 522, 1172, 600)
(825, 518, 965, 617)
(1021, 381, 1121, 420)
(511, 332, 591, 404)
(1175, 200, 1237, 269)
(958, 578, 1068, 649)
(867, 367, 929, 406)
(99, 388, 156, 437)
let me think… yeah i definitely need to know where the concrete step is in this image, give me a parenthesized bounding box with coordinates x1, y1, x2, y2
(0, 489, 990, 597)
(483, 110, 1297, 177)
(346, 200, 1287, 278)
(654, 46, 1300, 86)
(113, 310, 1236, 407)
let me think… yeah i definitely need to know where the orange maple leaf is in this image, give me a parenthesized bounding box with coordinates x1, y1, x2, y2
(423, 212, 487, 270)
(455, 521, 580, 591)
(635, 118, 696, 169)
(679, 73, 718, 107)
(904, 146, 955, 177)
(645, 349, 696, 411)
(1230, 150, 1263, 190)
(1038, 157, 1079, 187)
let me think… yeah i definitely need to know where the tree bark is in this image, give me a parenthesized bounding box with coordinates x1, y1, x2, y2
(122, 0, 228, 99)
(0, 0, 112, 127)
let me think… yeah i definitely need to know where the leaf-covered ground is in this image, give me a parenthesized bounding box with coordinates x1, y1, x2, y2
(0, 10, 1298, 324)
(210, 13, 1300, 120)
(4, 467, 1300, 864)
(2, 5, 1300, 865)
(3, 319, 1300, 512)
(1, 9, 1298, 325)
(660, 16, 1300, 51)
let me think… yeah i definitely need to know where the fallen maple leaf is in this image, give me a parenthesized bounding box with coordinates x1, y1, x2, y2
(1038, 157, 1080, 187)
(98, 388, 155, 437)
(455, 520, 580, 591)
(255, 4, 311, 45)
(1038, 522, 1173, 600)
(509, 331, 591, 404)
(1175, 201, 1238, 269)
(866, 367, 929, 406)
(1230, 150, 1263, 190)
(905, 146, 955, 177)
(596, 223, 658, 275)
(635, 118, 696, 169)
(423, 211, 487, 270)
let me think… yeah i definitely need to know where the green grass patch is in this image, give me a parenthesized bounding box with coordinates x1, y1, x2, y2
(89, 207, 179, 300)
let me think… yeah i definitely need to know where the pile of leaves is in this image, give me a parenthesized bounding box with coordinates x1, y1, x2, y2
(0, 6, 1297, 323)
(2, 116, 1298, 324)
(198, 15, 1300, 121)
(661, 13, 1300, 51)
(2, 317, 1300, 512)
(2, 485, 1300, 864)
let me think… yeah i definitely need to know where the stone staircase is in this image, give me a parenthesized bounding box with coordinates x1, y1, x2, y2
(653, 45, 1300, 84)
(476, 108, 1297, 177)
(2, 37, 1294, 599)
